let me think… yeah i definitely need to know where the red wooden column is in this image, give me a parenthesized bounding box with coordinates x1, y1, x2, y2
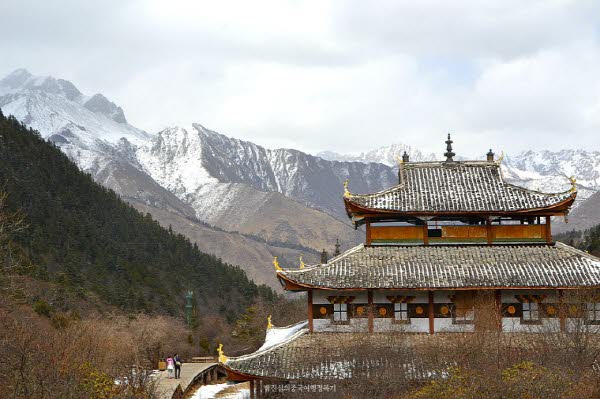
(495, 289, 502, 331)
(558, 289, 566, 333)
(368, 290, 374, 334)
(428, 291, 435, 335)
(486, 218, 493, 245)
(250, 381, 255, 399)
(308, 290, 314, 333)
(366, 219, 372, 246)
(545, 216, 552, 244)
(423, 220, 429, 246)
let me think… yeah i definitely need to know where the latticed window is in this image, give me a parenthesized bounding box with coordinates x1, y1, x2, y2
(394, 302, 408, 321)
(522, 302, 539, 321)
(587, 303, 600, 322)
(333, 303, 348, 321)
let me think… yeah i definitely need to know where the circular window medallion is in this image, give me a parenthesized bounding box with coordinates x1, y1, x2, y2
(569, 305, 578, 315)
(440, 306, 449, 316)
(546, 305, 556, 315)
(319, 306, 327, 315)
(379, 307, 387, 316)
(415, 306, 424, 315)
(507, 305, 516, 315)
(356, 306, 364, 316)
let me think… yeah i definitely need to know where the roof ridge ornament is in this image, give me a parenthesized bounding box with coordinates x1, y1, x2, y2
(569, 176, 577, 193)
(443, 133, 456, 163)
(299, 254, 305, 269)
(343, 179, 351, 198)
(496, 151, 505, 165)
(267, 315, 273, 330)
(273, 256, 282, 271)
(218, 343, 228, 363)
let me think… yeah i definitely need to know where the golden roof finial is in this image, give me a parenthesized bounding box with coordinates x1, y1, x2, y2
(267, 315, 273, 330)
(217, 343, 228, 363)
(395, 154, 404, 165)
(343, 179, 351, 198)
(569, 176, 577, 193)
(299, 254, 305, 269)
(496, 151, 505, 165)
(273, 256, 282, 271)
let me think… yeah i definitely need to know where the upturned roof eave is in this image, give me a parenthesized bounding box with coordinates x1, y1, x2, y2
(343, 193, 576, 221)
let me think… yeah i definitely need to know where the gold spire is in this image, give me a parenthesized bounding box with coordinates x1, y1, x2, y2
(299, 254, 305, 269)
(273, 256, 282, 271)
(267, 315, 273, 330)
(217, 343, 228, 363)
(395, 154, 404, 165)
(569, 176, 577, 193)
(343, 179, 351, 198)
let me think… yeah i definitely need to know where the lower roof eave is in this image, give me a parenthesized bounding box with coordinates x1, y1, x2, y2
(278, 275, 600, 292)
(222, 364, 286, 382)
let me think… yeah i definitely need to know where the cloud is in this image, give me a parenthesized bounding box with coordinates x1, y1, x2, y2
(1, 0, 599, 156)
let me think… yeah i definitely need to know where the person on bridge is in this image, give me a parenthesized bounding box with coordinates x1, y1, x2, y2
(174, 354, 182, 379)
(166, 356, 175, 379)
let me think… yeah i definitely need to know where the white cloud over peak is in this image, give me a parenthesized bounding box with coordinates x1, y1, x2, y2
(0, 0, 599, 156)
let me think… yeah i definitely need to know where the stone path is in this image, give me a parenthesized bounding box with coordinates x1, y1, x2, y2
(155, 362, 216, 399)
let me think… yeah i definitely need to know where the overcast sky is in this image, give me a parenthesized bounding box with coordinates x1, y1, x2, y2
(1, 0, 600, 156)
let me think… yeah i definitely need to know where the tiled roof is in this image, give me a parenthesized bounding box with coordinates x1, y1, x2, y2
(346, 161, 575, 213)
(224, 330, 432, 381)
(279, 243, 600, 290)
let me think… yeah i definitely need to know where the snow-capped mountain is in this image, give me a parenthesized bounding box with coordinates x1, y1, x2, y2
(135, 123, 396, 221)
(321, 144, 598, 204)
(2, 68, 599, 255)
(317, 143, 437, 165)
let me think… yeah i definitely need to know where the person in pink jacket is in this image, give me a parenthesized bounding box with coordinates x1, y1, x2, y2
(166, 356, 175, 379)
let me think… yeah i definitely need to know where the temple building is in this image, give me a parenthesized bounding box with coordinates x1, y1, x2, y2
(220, 135, 600, 396)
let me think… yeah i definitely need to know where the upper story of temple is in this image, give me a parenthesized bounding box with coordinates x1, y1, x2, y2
(343, 134, 576, 246)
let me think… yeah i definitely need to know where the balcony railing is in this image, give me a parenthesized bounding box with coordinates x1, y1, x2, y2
(368, 224, 549, 245)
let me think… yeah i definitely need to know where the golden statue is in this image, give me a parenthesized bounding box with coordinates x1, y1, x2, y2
(496, 151, 505, 165)
(267, 315, 273, 330)
(343, 179, 351, 198)
(299, 254, 305, 269)
(217, 343, 228, 363)
(273, 256, 282, 271)
(569, 176, 577, 193)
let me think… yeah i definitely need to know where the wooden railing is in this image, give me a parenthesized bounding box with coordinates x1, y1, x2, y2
(368, 224, 549, 245)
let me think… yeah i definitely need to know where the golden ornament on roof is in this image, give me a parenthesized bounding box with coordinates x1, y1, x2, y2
(343, 179, 351, 198)
(273, 256, 282, 271)
(496, 151, 505, 165)
(569, 176, 577, 193)
(217, 343, 228, 363)
(299, 254, 305, 269)
(267, 315, 273, 330)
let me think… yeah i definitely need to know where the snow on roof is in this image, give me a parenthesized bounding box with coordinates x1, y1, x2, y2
(259, 320, 308, 352)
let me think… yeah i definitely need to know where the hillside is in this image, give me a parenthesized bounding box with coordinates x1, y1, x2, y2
(0, 110, 275, 317)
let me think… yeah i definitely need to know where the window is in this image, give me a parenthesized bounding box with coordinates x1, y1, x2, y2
(394, 302, 409, 322)
(587, 303, 600, 324)
(522, 302, 539, 322)
(333, 303, 348, 322)
(454, 308, 475, 324)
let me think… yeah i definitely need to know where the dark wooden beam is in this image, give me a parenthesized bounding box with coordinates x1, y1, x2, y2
(495, 289, 502, 331)
(368, 290, 374, 334)
(545, 216, 552, 244)
(558, 289, 565, 333)
(423, 220, 429, 246)
(428, 291, 434, 335)
(250, 380, 255, 399)
(486, 218, 493, 245)
(366, 219, 372, 246)
(308, 290, 314, 333)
